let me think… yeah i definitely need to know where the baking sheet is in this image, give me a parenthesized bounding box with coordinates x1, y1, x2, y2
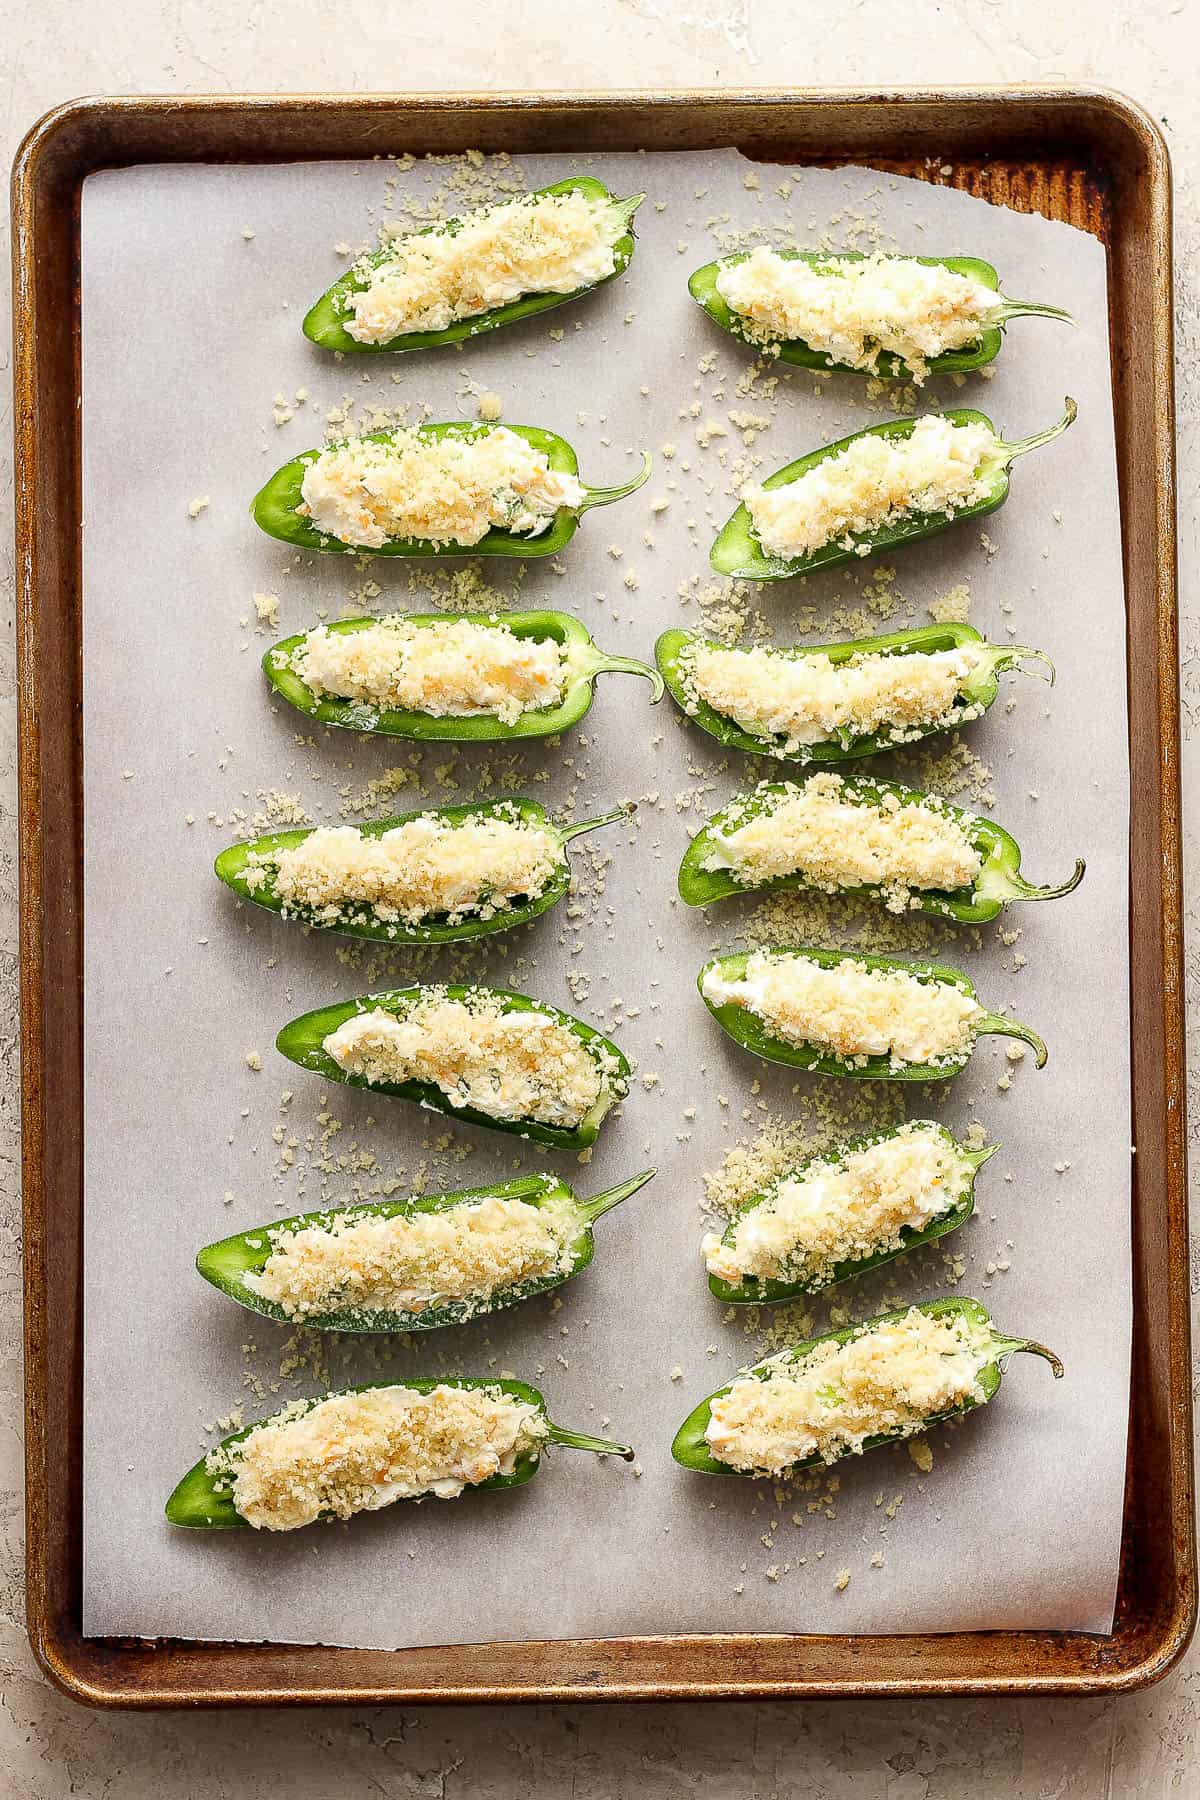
(80, 149, 1129, 1646)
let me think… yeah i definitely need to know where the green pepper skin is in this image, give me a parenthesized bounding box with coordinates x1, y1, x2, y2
(679, 776, 1085, 924)
(670, 1296, 1064, 1476)
(688, 252, 1072, 380)
(699, 945, 1046, 1081)
(656, 622, 1050, 767)
(252, 421, 651, 558)
(304, 178, 644, 355)
(215, 798, 630, 947)
(195, 1168, 655, 1333)
(166, 1376, 635, 1530)
(710, 399, 1076, 579)
(276, 984, 629, 1149)
(705, 1125, 995, 1306)
(265, 609, 663, 742)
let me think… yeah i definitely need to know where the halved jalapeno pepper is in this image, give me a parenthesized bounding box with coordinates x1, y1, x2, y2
(195, 1168, 655, 1333)
(688, 250, 1071, 379)
(304, 177, 644, 355)
(253, 421, 650, 558)
(699, 945, 1046, 1081)
(671, 1296, 1063, 1476)
(265, 609, 662, 741)
(215, 797, 630, 946)
(656, 622, 1048, 766)
(166, 1376, 634, 1530)
(679, 775, 1084, 923)
(710, 400, 1076, 580)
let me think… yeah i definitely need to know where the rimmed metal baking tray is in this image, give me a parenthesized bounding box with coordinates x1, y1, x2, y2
(13, 86, 1192, 1705)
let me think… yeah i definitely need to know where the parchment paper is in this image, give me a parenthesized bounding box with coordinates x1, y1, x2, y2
(80, 149, 1129, 1646)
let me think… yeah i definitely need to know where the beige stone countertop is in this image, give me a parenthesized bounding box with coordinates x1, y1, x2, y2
(2, 6, 1197, 1794)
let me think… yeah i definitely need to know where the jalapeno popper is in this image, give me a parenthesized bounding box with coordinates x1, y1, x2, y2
(166, 1378, 634, 1531)
(253, 421, 650, 557)
(656, 623, 1048, 765)
(216, 798, 630, 947)
(671, 1298, 1062, 1477)
(699, 946, 1045, 1080)
(689, 249, 1072, 383)
(197, 1169, 654, 1332)
(305, 177, 644, 354)
(278, 984, 629, 1149)
(679, 774, 1084, 923)
(265, 611, 663, 741)
(711, 399, 1076, 580)
(703, 1122, 995, 1304)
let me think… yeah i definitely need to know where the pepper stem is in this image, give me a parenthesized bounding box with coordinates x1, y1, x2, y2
(995, 298, 1076, 327)
(1004, 857, 1087, 903)
(558, 802, 635, 845)
(583, 646, 666, 701)
(998, 396, 1077, 464)
(963, 1141, 1000, 1170)
(974, 1013, 1048, 1068)
(578, 1167, 657, 1223)
(989, 644, 1056, 688)
(615, 193, 647, 227)
(989, 1334, 1065, 1378)
(579, 450, 653, 512)
(546, 1422, 636, 1461)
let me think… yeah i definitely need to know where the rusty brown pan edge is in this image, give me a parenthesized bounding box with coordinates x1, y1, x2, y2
(13, 85, 1192, 1707)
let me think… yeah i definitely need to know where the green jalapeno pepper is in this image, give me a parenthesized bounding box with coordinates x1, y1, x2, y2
(303, 177, 645, 355)
(252, 421, 651, 557)
(710, 399, 1076, 580)
(277, 983, 629, 1149)
(670, 1296, 1063, 1476)
(699, 945, 1046, 1081)
(688, 251, 1072, 379)
(195, 1168, 655, 1333)
(166, 1376, 634, 1529)
(678, 775, 1085, 923)
(214, 798, 631, 946)
(704, 1124, 995, 1306)
(265, 609, 663, 741)
(655, 622, 1049, 766)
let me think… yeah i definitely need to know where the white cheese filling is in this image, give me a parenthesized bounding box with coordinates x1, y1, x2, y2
(244, 814, 561, 928)
(683, 640, 982, 752)
(702, 1123, 970, 1288)
(245, 1193, 577, 1320)
(292, 618, 569, 724)
(704, 1307, 990, 1472)
(702, 774, 983, 910)
(715, 249, 999, 382)
(298, 426, 585, 550)
(701, 951, 983, 1070)
(743, 415, 996, 561)
(322, 995, 614, 1127)
(345, 190, 624, 343)
(215, 1384, 547, 1529)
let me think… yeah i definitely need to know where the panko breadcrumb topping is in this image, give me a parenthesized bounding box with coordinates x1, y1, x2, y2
(716, 250, 998, 382)
(245, 1192, 577, 1320)
(291, 617, 569, 723)
(704, 774, 982, 911)
(703, 1123, 971, 1288)
(244, 810, 560, 929)
(705, 1307, 990, 1472)
(213, 1384, 547, 1530)
(701, 952, 983, 1071)
(743, 415, 995, 561)
(345, 189, 624, 343)
(322, 991, 618, 1126)
(681, 639, 983, 755)
(298, 426, 584, 550)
